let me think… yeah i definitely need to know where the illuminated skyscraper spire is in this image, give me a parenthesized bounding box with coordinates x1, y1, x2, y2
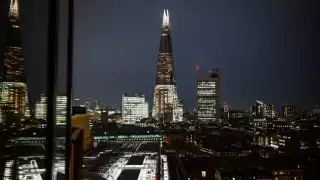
(9, 0, 19, 18)
(162, 9, 170, 29)
(0, 0, 28, 123)
(153, 9, 183, 123)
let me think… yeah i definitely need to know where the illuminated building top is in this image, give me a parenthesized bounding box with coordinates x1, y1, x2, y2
(162, 9, 170, 30)
(1, 0, 25, 83)
(9, 0, 19, 18)
(153, 9, 182, 123)
(156, 8, 174, 85)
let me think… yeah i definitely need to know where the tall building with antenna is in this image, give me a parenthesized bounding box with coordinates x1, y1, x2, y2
(0, 0, 29, 123)
(152, 9, 183, 123)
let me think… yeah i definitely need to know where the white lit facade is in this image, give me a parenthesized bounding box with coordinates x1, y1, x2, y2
(122, 94, 149, 124)
(35, 94, 67, 124)
(35, 94, 47, 120)
(56, 96, 67, 124)
(173, 100, 184, 122)
(152, 85, 183, 122)
(197, 70, 220, 122)
(152, 10, 184, 123)
(0, 82, 28, 123)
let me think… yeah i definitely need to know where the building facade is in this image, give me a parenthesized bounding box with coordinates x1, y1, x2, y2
(196, 69, 221, 122)
(281, 104, 296, 119)
(35, 94, 67, 124)
(251, 100, 267, 118)
(251, 100, 276, 119)
(122, 94, 149, 124)
(56, 96, 67, 124)
(35, 94, 47, 120)
(266, 104, 276, 119)
(229, 110, 245, 120)
(152, 9, 182, 123)
(0, 0, 29, 123)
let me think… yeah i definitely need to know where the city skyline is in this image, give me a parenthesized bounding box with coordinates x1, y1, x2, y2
(0, 0, 318, 110)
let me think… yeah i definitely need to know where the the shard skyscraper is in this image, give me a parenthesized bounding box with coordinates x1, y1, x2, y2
(152, 9, 183, 123)
(0, 0, 29, 123)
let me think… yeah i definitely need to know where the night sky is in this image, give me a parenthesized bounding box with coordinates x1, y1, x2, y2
(0, 0, 319, 110)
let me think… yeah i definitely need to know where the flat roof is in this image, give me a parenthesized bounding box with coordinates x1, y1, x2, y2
(117, 169, 141, 180)
(127, 156, 145, 165)
(138, 142, 159, 152)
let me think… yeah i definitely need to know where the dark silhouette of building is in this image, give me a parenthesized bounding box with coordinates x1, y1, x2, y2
(281, 104, 296, 119)
(72, 106, 86, 115)
(101, 110, 109, 126)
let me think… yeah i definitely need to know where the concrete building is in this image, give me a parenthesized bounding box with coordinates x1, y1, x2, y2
(196, 69, 221, 122)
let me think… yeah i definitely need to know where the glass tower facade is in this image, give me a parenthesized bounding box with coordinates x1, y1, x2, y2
(152, 9, 182, 123)
(35, 94, 47, 120)
(0, 0, 28, 123)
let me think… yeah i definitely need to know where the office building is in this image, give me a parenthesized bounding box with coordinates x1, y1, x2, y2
(56, 96, 67, 124)
(152, 9, 182, 123)
(0, 0, 29, 123)
(251, 101, 276, 119)
(251, 100, 267, 118)
(174, 100, 184, 122)
(122, 93, 149, 124)
(196, 69, 221, 122)
(35, 94, 47, 120)
(34, 94, 67, 124)
(229, 110, 245, 120)
(281, 104, 296, 119)
(266, 104, 276, 119)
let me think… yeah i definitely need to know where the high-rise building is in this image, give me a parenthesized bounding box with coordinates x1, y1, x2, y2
(281, 104, 295, 119)
(34, 94, 67, 124)
(0, 0, 29, 123)
(175, 100, 184, 122)
(56, 96, 67, 124)
(35, 94, 47, 120)
(122, 93, 149, 124)
(252, 101, 276, 119)
(152, 9, 182, 123)
(266, 104, 276, 119)
(251, 100, 267, 118)
(196, 69, 221, 122)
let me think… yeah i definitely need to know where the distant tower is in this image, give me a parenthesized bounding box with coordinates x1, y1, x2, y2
(0, 0, 29, 123)
(152, 9, 181, 123)
(196, 69, 221, 122)
(281, 104, 295, 119)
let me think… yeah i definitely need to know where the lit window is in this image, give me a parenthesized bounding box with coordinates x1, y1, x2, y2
(201, 171, 206, 177)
